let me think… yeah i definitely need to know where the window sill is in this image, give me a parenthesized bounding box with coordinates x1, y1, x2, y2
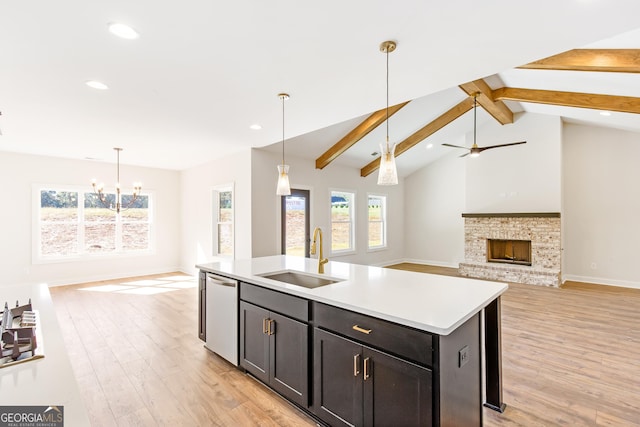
(330, 249, 356, 257)
(33, 249, 155, 264)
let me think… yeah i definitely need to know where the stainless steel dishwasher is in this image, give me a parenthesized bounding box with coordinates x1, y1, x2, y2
(205, 272, 238, 366)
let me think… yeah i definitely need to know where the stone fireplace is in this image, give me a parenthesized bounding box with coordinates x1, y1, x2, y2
(458, 213, 561, 286)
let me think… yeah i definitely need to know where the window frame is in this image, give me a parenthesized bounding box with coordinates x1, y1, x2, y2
(212, 183, 235, 258)
(329, 189, 356, 256)
(367, 193, 387, 251)
(32, 184, 154, 264)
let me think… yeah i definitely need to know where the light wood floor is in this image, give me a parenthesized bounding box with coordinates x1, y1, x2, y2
(49, 267, 640, 426)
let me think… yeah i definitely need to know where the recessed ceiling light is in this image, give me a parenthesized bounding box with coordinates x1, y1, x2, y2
(108, 22, 140, 40)
(86, 80, 109, 90)
(249, 124, 262, 130)
(600, 111, 611, 116)
(426, 143, 433, 149)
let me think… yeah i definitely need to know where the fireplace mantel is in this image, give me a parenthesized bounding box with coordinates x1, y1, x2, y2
(461, 212, 560, 218)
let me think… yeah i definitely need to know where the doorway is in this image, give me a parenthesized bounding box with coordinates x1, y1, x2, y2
(281, 189, 310, 257)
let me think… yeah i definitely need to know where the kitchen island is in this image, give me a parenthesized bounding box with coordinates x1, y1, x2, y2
(197, 255, 508, 426)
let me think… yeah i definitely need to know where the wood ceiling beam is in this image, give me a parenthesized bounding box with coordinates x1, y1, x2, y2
(459, 79, 513, 125)
(360, 97, 474, 177)
(519, 49, 640, 73)
(492, 87, 640, 115)
(315, 101, 410, 170)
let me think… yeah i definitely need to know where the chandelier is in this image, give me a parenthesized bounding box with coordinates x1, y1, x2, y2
(91, 147, 142, 214)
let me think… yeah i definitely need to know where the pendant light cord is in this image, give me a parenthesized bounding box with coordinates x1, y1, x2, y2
(281, 95, 285, 166)
(473, 94, 477, 146)
(116, 148, 120, 184)
(385, 46, 390, 149)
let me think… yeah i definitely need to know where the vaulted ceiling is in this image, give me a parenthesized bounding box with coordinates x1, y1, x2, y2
(274, 30, 640, 178)
(1, 1, 640, 172)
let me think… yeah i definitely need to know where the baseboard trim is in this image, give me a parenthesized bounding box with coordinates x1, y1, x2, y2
(44, 267, 187, 287)
(401, 258, 460, 269)
(562, 274, 640, 290)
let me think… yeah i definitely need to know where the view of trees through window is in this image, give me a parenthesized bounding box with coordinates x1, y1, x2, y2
(38, 189, 150, 258)
(216, 189, 233, 256)
(368, 195, 386, 248)
(331, 191, 354, 252)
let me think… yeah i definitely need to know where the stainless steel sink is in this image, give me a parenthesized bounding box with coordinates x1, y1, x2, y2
(259, 271, 341, 289)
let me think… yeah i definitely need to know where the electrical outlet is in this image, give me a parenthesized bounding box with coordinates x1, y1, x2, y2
(458, 345, 469, 368)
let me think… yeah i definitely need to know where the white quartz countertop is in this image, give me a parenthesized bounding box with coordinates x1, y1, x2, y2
(197, 255, 508, 335)
(0, 283, 90, 426)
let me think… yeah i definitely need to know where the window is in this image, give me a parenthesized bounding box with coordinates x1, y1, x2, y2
(35, 186, 152, 261)
(213, 185, 234, 257)
(368, 195, 387, 250)
(330, 190, 355, 253)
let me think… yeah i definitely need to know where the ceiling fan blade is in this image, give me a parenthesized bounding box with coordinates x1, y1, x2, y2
(459, 152, 470, 158)
(442, 143, 469, 150)
(478, 141, 527, 152)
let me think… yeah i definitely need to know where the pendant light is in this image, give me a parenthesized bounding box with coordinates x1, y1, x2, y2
(377, 40, 398, 186)
(276, 93, 291, 196)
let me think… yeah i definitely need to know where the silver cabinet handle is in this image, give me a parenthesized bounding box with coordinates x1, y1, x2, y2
(206, 274, 237, 287)
(353, 354, 361, 377)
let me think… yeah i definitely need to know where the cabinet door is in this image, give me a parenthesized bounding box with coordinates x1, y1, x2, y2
(363, 346, 433, 427)
(313, 328, 363, 427)
(269, 312, 309, 407)
(239, 301, 270, 384)
(198, 271, 206, 341)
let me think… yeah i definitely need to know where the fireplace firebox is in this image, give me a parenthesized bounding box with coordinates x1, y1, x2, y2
(487, 239, 532, 266)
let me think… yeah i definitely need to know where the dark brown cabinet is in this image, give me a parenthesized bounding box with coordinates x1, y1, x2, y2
(198, 271, 206, 341)
(231, 280, 483, 426)
(239, 284, 309, 408)
(313, 328, 432, 427)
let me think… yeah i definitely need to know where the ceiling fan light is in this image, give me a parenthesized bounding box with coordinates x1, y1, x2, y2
(470, 151, 480, 158)
(377, 144, 398, 185)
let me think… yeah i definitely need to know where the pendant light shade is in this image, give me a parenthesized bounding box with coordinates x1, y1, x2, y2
(377, 141, 398, 185)
(276, 164, 291, 195)
(377, 40, 398, 186)
(276, 93, 291, 196)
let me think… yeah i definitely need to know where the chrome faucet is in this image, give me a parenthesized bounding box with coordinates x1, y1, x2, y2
(310, 227, 329, 274)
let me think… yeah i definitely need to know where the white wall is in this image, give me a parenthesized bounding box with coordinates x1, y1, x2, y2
(179, 149, 253, 275)
(465, 113, 562, 213)
(250, 149, 405, 266)
(404, 112, 562, 267)
(562, 124, 640, 288)
(404, 152, 466, 267)
(0, 151, 181, 287)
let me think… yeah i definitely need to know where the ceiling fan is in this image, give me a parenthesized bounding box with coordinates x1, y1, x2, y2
(442, 94, 525, 157)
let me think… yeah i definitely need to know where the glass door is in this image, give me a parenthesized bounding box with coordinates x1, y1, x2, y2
(281, 189, 310, 257)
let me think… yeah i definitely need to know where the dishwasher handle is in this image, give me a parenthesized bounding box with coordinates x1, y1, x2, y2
(206, 273, 237, 287)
